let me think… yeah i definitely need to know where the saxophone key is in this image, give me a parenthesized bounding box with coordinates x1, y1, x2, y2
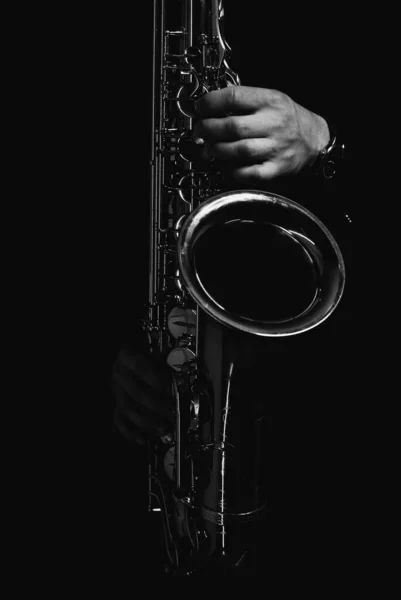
(166, 347, 196, 372)
(167, 306, 197, 340)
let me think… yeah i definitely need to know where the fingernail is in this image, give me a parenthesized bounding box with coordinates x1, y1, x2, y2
(194, 137, 205, 145)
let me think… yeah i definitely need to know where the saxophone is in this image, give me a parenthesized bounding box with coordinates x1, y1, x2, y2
(144, 0, 346, 576)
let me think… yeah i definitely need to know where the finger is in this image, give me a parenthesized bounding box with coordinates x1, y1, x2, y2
(114, 413, 146, 444)
(205, 138, 276, 163)
(114, 385, 173, 438)
(194, 113, 269, 143)
(114, 347, 171, 396)
(195, 86, 273, 118)
(115, 402, 171, 439)
(113, 366, 174, 423)
(231, 161, 282, 183)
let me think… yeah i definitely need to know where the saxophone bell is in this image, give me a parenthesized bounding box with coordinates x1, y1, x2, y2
(178, 189, 346, 337)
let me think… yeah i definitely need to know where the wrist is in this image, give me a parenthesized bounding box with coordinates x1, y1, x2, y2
(316, 116, 331, 153)
(310, 116, 330, 165)
(307, 117, 345, 179)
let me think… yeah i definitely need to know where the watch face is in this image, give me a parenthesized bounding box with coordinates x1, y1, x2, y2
(323, 157, 337, 178)
(322, 143, 344, 179)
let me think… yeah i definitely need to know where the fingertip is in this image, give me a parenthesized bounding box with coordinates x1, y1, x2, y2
(194, 90, 210, 116)
(160, 432, 174, 444)
(194, 99, 203, 116)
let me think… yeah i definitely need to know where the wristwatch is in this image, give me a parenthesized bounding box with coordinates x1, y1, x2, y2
(313, 120, 345, 179)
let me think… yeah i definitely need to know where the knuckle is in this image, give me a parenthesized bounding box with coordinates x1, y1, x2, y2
(267, 88, 285, 104)
(227, 116, 246, 139)
(234, 164, 266, 182)
(238, 139, 257, 159)
(261, 162, 279, 180)
(251, 164, 265, 180)
(228, 84, 238, 105)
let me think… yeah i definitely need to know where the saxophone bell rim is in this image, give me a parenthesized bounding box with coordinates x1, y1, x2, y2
(177, 190, 346, 338)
